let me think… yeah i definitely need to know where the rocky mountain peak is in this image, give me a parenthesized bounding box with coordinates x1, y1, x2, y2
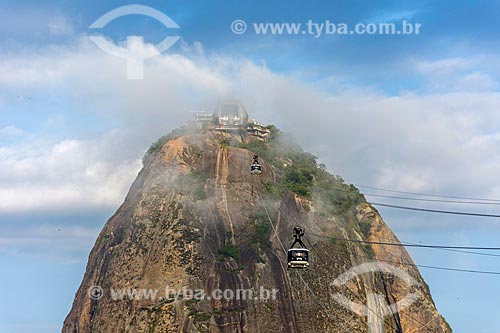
(63, 112, 451, 332)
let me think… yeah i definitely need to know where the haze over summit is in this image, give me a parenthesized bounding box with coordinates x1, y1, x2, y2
(64, 100, 450, 332)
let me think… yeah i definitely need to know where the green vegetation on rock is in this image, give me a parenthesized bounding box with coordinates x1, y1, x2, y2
(142, 127, 189, 165)
(358, 220, 372, 238)
(252, 222, 271, 248)
(218, 244, 240, 261)
(241, 126, 365, 215)
(177, 170, 208, 201)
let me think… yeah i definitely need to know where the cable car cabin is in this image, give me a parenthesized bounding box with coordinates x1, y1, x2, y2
(287, 248, 309, 269)
(250, 163, 262, 175)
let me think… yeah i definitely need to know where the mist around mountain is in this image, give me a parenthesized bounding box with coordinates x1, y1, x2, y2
(63, 113, 451, 332)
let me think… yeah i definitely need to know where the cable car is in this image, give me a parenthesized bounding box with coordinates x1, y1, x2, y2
(287, 226, 310, 269)
(250, 155, 262, 175)
(250, 162, 262, 175)
(287, 248, 310, 269)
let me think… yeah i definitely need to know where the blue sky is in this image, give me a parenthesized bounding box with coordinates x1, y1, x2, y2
(1, 1, 500, 332)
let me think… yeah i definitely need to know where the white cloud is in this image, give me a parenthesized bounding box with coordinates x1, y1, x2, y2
(0, 131, 142, 213)
(415, 57, 500, 92)
(0, 125, 23, 137)
(1, 40, 500, 222)
(455, 71, 499, 91)
(417, 58, 472, 76)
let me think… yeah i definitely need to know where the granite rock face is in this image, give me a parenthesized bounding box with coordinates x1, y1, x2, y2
(63, 129, 451, 333)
